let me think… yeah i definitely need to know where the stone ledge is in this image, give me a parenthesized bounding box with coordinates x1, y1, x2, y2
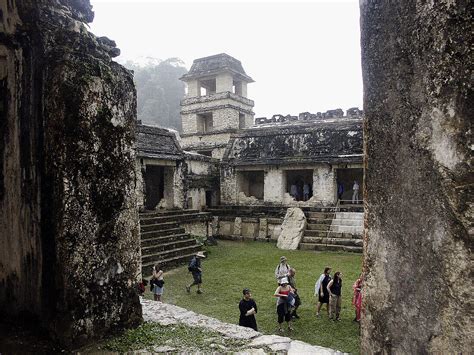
(141, 298, 345, 354)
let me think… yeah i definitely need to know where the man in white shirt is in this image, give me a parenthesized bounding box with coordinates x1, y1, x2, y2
(352, 180, 360, 204)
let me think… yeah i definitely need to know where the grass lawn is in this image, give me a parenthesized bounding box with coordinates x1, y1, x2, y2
(145, 240, 362, 354)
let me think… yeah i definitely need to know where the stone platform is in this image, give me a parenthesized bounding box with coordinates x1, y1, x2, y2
(141, 298, 345, 354)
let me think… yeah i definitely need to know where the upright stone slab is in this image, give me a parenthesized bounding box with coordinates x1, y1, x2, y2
(233, 217, 242, 238)
(277, 208, 306, 250)
(360, 1, 472, 353)
(257, 218, 268, 241)
(0, 0, 141, 347)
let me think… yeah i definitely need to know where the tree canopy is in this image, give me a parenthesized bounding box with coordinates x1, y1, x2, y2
(124, 58, 187, 132)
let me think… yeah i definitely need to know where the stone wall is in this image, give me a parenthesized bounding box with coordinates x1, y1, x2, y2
(360, 1, 472, 353)
(0, 0, 141, 347)
(181, 92, 254, 135)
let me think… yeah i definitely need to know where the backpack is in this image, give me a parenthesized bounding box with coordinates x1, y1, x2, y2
(188, 257, 197, 272)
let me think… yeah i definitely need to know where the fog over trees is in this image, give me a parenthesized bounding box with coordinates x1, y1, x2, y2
(124, 58, 187, 132)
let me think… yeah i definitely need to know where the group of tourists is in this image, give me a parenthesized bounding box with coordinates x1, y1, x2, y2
(239, 256, 364, 332)
(145, 252, 363, 334)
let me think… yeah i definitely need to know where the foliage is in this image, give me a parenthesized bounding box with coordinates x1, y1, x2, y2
(123, 58, 187, 131)
(145, 241, 363, 354)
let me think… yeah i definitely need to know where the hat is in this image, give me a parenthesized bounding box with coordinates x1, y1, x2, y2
(280, 256, 287, 262)
(196, 251, 206, 258)
(243, 288, 251, 295)
(280, 277, 289, 285)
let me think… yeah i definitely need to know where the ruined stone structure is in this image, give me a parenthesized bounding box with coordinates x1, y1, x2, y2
(360, 1, 472, 353)
(180, 54, 255, 159)
(0, 0, 141, 347)
(221, 115, 363, 206)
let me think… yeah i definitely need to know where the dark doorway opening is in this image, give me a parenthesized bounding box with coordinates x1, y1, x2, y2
(285, 169, 313, 201)
(144, 165, 164, 210)
(238, 171, 264, 199)
(336, 168, 363, 203)
(205, 190, 212, 207)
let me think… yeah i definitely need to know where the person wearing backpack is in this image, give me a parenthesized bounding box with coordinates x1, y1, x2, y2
(274, 256, 291, 285)
(186, 251, 206, 294)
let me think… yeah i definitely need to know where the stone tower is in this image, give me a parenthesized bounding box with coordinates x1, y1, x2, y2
(179, 53, 255, 159)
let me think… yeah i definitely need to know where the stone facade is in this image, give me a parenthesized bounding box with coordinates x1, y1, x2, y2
(360, 1, 472, 353)
(0, 0, 141, 347)
(220, 117, 363, 206)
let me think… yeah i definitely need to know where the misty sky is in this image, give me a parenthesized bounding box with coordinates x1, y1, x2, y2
(89, 0, 362, 118)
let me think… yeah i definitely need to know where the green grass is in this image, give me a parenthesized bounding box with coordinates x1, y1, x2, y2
(101, 322, 252, 353)
(145, 240, 362, 354)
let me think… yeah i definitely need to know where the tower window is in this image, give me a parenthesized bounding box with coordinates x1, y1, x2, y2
(197, 113, 213, 133)
(239, 113, 246, 129)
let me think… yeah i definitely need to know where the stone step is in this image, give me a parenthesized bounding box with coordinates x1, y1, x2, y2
(306, 223, 331, 231)
(329, 225, 363, 234)
(299, 243, 363, 253)
(335, 212, 364, 219)
(141, 227, 186, 240)
(141, 221, 180, 233)
(305, 212, 334, 219)
(140, 209, 200, 217)
(141, 233, 190, 247)
(142, 252, 200, 277)
(303, 230, 330, 237)
(140, 212, 211, 225)
(142, 244, 202, 265)
(301, 237, 363, 246)
(331, 219, 363, 227)
(303, 229, 359, 238)
(306, 218, 333, 225)
(142, 238, 198, 255)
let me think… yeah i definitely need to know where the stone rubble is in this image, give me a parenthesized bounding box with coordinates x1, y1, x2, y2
(141, 298, 345, 354)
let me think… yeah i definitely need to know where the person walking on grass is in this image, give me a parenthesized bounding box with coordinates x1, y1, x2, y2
(274, 277, 295, 332)
(288, 268, 301, 319)
(275, 256, 291, 285)
(327, 271, 343, 321)
(151, 264, 164, 302)
(186, 251, 206, 294)
(315, 266, 332, 317)
(239, 288, 258, 331)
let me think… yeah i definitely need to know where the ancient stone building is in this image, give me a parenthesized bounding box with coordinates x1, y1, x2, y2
(179, 54, 255, 159)
(221, 114, 363, 206)
(0, 0, 141, 347)
(360, 1, 472, 353)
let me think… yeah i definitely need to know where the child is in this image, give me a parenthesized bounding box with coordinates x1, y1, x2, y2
(151, 263, 164, 302)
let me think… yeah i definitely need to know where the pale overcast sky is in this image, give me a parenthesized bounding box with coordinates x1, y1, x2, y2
(89, 0, 362, 118)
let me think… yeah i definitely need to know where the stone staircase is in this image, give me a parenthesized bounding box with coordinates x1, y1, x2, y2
(140, 209, 209, 276)
(299, 210, 363, 253)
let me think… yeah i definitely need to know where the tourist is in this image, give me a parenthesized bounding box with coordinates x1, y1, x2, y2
(288, 268, 301, 319)
(315, 267, 332, 317)
(186, 251, 206, 294)
(352, 273, 363, 322)
(275, 256, 291, 284)
(303, 183, 310, 201)
(352, 180, 360, 204)
(151, 264, 164, 302)
(327, 271, 343, 321)
(337, 181, 344, 201)
(239, 288, 258, 331)
(274, 277, 295, 332)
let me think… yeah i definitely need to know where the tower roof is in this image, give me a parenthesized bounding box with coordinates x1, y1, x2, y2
(180, 53, 254, 83)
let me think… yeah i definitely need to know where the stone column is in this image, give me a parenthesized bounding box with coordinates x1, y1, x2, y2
(313, 164, 336, 204)
(360, 1, 471, 353)
(264, 167, 285, 203)
(0, 0, 142, 347)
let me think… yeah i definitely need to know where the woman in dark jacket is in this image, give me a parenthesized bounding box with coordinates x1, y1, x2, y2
(239, 288, 258, 331)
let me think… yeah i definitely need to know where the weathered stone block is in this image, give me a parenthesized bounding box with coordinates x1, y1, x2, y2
(277, 208, 306, 250)
(360, 1, 472, 353)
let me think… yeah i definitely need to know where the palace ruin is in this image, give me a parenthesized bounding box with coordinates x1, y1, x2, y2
(0, 0, 471, 352)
